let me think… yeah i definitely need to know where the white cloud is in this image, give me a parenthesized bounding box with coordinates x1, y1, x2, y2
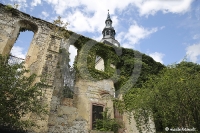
(6, 0, 193, 33)
(121, 43, 133, 49)
(45, 0, 80, 15)
(10, 0, 27, 10)
(62, 10, 118, 34)
(193, 34, 200, 40)
(40, 0, 193, 34)
(160, 26, 165, 30)
(44, 0, 193, 17)
(118, 22, 158, 48)
(195, 4, 200, 20)
(69, 45, 77, 67)
(116, 32, 125, 45)
(92, 34, 102, 42)
(126, 22, 158, 44)
(11, 0, 26, 3)
(31, 0, 41, 7)
(64, 10, 94, 33)
(186, 43, 200, 63)
(10, 46, 26, 59)
(45, 0, 132, 15)
(149, 52, 165, 64)
(41, 11, 49, 19)
(135, 0, 193, 16)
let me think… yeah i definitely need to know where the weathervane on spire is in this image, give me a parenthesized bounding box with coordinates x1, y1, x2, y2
(107, 9, 111, 20)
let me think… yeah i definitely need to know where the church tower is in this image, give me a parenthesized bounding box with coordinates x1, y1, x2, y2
(100, 10, 120, 47)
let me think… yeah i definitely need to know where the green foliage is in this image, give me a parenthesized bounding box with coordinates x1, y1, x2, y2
(51, 16, 163, 88)
(95, 108, 123, 133)
(123, 61, 200, 132)
(115, 48, 164, 91)
(4, 3, 19, 11)
(51, 16, 70, 39)
(5, 4, 13, 11)
(74, 39, 120, 81)
(53, 16, 69, 29)
(0, 55, 48, 130)
(72, 35, 164, 85)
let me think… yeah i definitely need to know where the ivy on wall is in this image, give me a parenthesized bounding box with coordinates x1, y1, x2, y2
(69, 33, 164, 89)
(71, 35, 120, 81)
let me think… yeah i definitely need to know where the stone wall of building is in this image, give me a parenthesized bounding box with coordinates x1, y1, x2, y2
(0, 4, 90, 133)
(0, 4, 121, 132)
(0, 4, 56, 132)
(0, 3, 155, 133)
(0, 4, 114, 130)
(74, 79, 115, 130)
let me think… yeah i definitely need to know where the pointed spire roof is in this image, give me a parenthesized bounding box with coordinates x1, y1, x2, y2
(107, 10, 111, 20)
(106, 9, 112, 22)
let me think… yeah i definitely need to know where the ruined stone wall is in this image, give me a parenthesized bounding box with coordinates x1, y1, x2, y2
(0, 4, 89, 133)
(0, 4, 58, 132)
(0, 5, 115, 132)
(0, 4, 155, 133)
(46, 40, 89, 133)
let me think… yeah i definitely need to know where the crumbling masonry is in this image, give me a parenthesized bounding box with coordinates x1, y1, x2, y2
(0, 3, 155, 133)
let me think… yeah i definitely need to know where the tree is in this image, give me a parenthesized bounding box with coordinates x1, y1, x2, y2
(0, 55, 47, 131)
(122, 61, 200, 132)
(51, 16, 69, 38)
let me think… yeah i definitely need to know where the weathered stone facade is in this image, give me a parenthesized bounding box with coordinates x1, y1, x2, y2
(0, 3, 155, 133)
(0, 4, 89, 132)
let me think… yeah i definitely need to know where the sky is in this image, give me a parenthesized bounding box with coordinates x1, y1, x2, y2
(1, 0, 200, 66)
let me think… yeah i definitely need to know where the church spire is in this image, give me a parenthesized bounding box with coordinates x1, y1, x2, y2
(106, 10, 111, 21)
(100, 10, 120, 47)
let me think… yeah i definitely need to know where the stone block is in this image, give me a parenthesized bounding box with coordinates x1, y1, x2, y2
(53, 89, 59, 96)
(51, 96, 58, 103)
(61, 98, 73, 106)
(57, 106, 77, 116)
(48, 114, 57, 126)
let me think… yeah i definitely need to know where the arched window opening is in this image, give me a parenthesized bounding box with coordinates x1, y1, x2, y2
(69, 45, 77, 68)
(9, 31, 34, 65)
(95, 55, 105, 71)
(8, 20, 37, 65)
(62, 45, 77, 99)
